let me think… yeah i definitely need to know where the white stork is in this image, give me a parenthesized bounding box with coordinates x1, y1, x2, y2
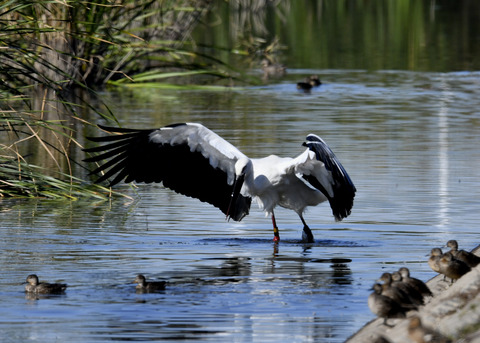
(84, 123, 356, 243)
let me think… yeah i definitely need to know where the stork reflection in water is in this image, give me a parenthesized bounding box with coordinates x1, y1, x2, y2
(84, 123, 356, 243)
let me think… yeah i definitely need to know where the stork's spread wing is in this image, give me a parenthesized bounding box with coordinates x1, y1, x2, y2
(84, 123, 251, 221)
(295, 134, 356, 221)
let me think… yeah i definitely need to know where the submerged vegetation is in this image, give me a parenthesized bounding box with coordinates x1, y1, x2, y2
(0, 0, 255, 198)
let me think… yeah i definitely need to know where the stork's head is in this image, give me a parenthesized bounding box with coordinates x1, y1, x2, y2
(234, 157, 252, 177)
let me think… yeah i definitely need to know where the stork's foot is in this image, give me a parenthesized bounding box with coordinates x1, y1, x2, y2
(302, 225, 314, 243)
(273, 226, 280, 243)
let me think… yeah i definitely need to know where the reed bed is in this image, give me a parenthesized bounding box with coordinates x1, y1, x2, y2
(0, 0, 249, 198)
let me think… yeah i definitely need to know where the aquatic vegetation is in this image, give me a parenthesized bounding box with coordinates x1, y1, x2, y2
(0, 154, 118, 199)
(0, 0, 250, 198)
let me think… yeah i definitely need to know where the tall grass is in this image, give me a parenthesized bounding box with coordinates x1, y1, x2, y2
(0, 0, 248, 198)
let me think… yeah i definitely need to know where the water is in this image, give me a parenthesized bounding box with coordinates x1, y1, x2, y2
(1, 69, 480, 342)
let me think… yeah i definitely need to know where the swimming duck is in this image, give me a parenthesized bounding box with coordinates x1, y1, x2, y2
(446, 240, 480, 268)
(296, 78, 313, 91)
(134, 274, 166, 292)
(428, 248, 443, 273)
(309, 75, 322, 87)
(398, 267, 432, 297)
(24, 274, 67, 294)
(261, 59, 286, 79)
(438, 252, 471, 283)
(408, 316, 452, 343)
(368, 283, 407, 326)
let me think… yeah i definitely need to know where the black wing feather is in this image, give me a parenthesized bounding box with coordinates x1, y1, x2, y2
(84, 125, 251, 221)
(302, 134, 356, 221)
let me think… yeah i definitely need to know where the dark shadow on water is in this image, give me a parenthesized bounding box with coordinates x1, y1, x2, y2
(197, 237, 368, 248)
(96, 318, 223, 342)
(177, 237, 358, 286)
(160, 255, 353, 288)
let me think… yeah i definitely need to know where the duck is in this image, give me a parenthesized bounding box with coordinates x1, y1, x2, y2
(391, 271, 424, 305)
(438, 252, 471, 283)
(296, 78, 313, 92)
(428, 248, 443, 273)
(368, 283, 407, 326)
(24, 274, 67, 294)
(377, 272, 419, 308)
(398, 267, 432, 297)
(309, 75, 322, 87)
(134, 274, 166, 292)
(261, 59, 286, 79)
(408, 316, 452, 343)
(446, 240, 480, 268)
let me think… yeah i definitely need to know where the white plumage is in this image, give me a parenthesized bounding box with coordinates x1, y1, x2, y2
(84, 123, 356, 243)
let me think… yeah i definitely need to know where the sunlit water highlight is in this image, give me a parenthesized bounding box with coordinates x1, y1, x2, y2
(1, 70, 480, 342)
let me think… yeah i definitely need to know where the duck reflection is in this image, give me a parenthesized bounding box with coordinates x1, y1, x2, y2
(25, 292, 67, 301)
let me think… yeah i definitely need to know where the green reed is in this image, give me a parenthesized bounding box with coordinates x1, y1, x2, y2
(0, 0, 249, 198)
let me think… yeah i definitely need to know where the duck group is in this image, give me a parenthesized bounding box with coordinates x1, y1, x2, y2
(368, 267, 430, 326)
(368, 239, 478, 337)
(428, 239, 479, 283)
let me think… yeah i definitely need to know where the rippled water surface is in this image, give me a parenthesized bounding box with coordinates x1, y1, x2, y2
(2, 70, 480, 342)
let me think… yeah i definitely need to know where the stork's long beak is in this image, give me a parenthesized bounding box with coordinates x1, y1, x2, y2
(226, 173, 245, 221)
